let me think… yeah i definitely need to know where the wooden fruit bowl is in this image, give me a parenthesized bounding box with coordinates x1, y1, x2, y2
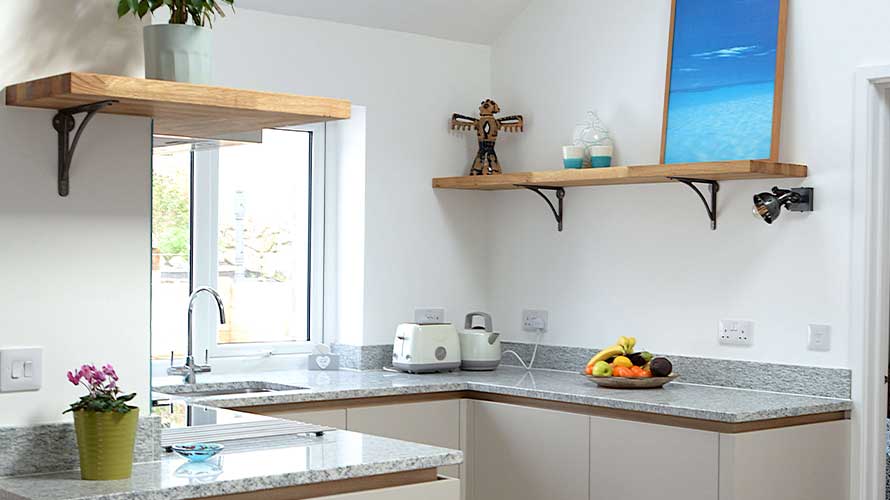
(586, 373, 679, 389)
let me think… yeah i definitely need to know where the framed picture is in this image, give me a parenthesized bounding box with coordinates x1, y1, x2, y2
(660, 0, 788, 164)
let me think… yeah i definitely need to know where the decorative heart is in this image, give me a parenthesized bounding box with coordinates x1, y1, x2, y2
(315, 355, 331, 369)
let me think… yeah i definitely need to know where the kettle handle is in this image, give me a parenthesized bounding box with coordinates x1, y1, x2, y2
(464, 312, 493, 332)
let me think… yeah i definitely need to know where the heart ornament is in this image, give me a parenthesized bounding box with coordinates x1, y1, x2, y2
(315, 355, 331, 369)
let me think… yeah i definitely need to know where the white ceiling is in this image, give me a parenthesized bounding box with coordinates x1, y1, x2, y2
(236, 0, 531, 44)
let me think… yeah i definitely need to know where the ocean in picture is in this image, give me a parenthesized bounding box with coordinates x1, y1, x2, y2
(663, 0, 782, 164)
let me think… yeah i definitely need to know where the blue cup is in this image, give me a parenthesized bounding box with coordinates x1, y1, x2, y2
(562, 146, 585, 169)
(587, 145, 613, 168)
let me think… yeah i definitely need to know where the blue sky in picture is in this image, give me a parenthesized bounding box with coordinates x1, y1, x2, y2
(664, 0, 781, 163)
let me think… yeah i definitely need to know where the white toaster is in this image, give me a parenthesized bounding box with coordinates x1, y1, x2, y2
(392, 323, 461, 373)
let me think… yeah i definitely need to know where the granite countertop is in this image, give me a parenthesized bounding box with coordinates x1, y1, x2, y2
(0, 429, 462, 500)
(153, 366, 852, 423)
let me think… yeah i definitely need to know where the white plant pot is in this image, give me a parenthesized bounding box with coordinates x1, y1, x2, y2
(143, 24, 212, 84)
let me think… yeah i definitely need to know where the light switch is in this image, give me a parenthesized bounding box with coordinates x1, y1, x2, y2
(808, 324, 831, 352)
(0, 348, 42, 392)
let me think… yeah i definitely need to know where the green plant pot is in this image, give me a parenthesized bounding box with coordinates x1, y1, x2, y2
(73, 408, 139, 480)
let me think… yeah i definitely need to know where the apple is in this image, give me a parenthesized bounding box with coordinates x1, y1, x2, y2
(591, 361, 613, 377)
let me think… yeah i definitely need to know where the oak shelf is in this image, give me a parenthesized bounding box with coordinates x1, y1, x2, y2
(5, 72, 351, 196)
(5, 72, 351, 138)
(432, 160, 808, 231)
(432, 160, 807, 190)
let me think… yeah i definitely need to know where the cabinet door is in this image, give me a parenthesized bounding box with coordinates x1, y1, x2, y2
(471, 400, 589, 500)
(316, 477, 460, 500)
(347, 400, 461, 479)
(589, 416, 718, 500)
(718, 420, 849, 500)
(254, 408, 347, 428)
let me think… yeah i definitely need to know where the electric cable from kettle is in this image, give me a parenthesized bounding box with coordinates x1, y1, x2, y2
(502, 330, 543, 370)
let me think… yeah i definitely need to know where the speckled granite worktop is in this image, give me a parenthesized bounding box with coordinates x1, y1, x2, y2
(153, 366, 852, 424)
(0, 430, 461, 500)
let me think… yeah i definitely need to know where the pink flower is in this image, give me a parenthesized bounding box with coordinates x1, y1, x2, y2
(67, 370, 81, 385)
(102, 364, 119, 381)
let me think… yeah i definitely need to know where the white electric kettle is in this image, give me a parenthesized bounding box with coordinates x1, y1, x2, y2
(459, 312, 501, 371)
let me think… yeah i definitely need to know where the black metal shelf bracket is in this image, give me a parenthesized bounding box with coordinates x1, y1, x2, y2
(668, 176, 720, 230)
(516, 184, 565, 232)
(52, 100, 117, 196)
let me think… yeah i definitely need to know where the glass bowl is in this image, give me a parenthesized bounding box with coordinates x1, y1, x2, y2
(171, 442, 224, 462)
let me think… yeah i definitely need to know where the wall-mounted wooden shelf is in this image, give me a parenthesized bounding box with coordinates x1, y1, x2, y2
(5, 72, 351, 196)
(432, 160, 808, 231)
(5, 72, 351, 138)
(432, 160, 807, 190)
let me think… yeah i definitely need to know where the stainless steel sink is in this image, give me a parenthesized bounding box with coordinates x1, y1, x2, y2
(154, 381, 309, 399)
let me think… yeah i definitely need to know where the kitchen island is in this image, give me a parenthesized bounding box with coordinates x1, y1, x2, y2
(0, 417, 461, 500)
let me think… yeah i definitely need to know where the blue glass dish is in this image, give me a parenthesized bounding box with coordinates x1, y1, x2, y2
(171, 442, 224, 462)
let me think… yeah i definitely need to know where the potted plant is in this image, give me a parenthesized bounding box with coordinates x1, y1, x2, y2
(64, 364, 139, 480)
(118, 0, 235, 84)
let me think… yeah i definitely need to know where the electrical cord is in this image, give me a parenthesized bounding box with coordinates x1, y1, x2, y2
(502, 330, 544, 370)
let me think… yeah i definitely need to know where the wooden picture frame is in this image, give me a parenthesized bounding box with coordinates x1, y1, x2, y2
(660, 0, 788, 164)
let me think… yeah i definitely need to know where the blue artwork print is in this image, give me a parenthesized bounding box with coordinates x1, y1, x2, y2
(663, 0, 782, 163)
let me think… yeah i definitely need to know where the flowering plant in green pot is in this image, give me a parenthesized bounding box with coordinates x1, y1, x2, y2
(65, 364, 139, 480)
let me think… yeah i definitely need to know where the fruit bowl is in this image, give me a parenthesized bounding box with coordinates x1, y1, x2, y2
(586, 373, 679, 389)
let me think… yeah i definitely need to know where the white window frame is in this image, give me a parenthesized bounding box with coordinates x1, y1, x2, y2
(190, 124, 326, 359)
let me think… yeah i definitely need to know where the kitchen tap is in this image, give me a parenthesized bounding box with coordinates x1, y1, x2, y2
(168, 286, 226, 384)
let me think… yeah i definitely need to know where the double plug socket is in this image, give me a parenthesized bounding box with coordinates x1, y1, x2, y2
(718, 320, 753, 346)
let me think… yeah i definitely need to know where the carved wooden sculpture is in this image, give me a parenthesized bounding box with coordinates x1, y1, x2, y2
(451, 99, 524, 175)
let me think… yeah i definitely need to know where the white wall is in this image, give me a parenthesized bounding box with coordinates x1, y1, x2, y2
(0, 1, 151, 426)
(212, 9, 492, 345)
(0, 2, 493, 426)
(484, 0, 890, 368)
(325, 106, 367, 346)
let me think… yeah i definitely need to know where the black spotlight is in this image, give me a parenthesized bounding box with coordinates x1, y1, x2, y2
(753, 187, 814, 224)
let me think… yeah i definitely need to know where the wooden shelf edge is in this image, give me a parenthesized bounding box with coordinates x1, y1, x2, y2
(5, 72, 351, 138)
(432, 160, 808, 190)
(6, 72, 351, 117)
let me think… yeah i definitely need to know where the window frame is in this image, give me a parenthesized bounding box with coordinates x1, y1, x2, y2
(190, 123, 326, 359)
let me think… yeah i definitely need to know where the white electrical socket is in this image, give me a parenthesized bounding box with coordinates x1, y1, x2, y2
(522, 309, 549, 333)
(414, 308, 445, 324)
(718, 320, 754, 346)
(808, 324, 831, 351)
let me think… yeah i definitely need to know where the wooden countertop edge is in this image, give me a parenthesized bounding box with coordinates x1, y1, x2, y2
(230, 390, 850, 434)
(199, 468, 439, 500)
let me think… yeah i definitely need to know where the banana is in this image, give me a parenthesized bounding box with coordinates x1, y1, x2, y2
(625, 336, 636, 354)
(587, 345, 624, 367)
(586, 336, 641, 368)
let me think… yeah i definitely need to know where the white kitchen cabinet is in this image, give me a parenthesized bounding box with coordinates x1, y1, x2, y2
(718, 420, 849, 500)
(254, 407, 347, 428)
(588, 416, 718, 500)
(469, 400, 590, 500)
(315, 477, 459, 500)
(347, 400, 461, 479)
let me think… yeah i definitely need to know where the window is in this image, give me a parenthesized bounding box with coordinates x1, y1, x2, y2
(151, 126, 324, 361)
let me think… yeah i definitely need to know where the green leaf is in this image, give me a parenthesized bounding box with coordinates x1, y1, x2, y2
(117, 0, 131, 17)
(137, 0, 150, 17)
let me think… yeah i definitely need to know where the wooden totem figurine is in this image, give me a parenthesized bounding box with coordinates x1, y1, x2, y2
(451, 99, 524, 175)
